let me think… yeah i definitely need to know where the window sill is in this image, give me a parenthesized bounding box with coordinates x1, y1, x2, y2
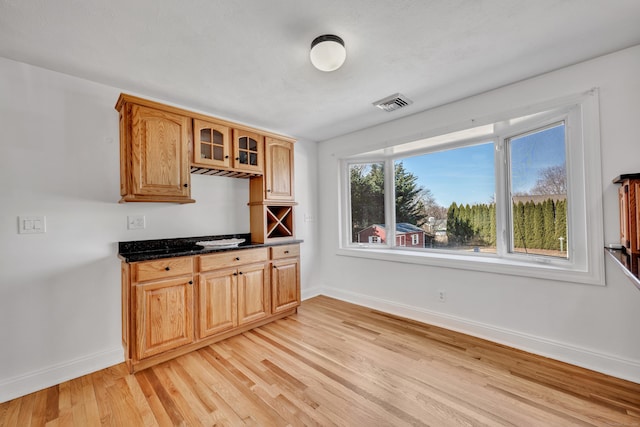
(336, 246, 604, 286)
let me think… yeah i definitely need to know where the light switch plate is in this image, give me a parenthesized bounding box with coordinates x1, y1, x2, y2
(18, 216, 46, 234)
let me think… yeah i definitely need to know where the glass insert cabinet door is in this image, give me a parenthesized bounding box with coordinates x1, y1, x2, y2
(233, 129, 263, 173)
(193, 119, 231, 169)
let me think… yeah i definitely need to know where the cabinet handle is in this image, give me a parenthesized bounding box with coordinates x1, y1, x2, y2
(188, 280, 193, 285)
(165, 267, 170, 271)
(235, 257, 240, 261)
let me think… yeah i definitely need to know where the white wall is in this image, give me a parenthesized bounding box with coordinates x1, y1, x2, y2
(316, 45, 640, 382)
(0, 57, 319, 402)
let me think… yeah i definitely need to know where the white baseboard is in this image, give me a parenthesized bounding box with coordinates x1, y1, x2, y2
(0, 348, 123, 403)
(301, 286, 324, 301)
(317, 286, 640, 384)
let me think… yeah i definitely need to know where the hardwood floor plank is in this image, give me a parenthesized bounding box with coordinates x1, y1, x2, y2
(2, 295, 640, 426)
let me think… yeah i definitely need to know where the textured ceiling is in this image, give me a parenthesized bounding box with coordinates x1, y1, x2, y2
(1, 0, 640, 142)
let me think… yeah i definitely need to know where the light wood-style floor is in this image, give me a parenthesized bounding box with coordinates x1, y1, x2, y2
(2, 296, 640, 426)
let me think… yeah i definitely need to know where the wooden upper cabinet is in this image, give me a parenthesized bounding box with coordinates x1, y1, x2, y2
(193, 119, 231, 169)
(265, 137, 294, 201)
(116, 94, 194, 203)
(232, 129, 263, 173)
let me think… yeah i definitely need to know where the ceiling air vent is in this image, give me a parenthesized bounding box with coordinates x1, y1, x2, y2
(373, 93, 413, 112)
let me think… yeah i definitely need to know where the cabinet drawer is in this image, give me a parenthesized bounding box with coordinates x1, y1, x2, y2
(271, 244, 300, 260)
(199, 248, 268, 271)
(135, 257, 193, 282)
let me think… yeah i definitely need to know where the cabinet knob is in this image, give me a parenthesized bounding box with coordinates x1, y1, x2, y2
(225, 155, 229, 159)
(238, 271, 243, 275)
(235, 157, 239, 161)
(284, 250, 289, 254)
(188, 280, 193, 285)
(165, 267, 170, 271)
(233, 272, 238, 276)
(235, 257, 240, 261)
(273, 265, 277, 269)
(267, 189, 271, 192)
(183, 183, 188, 188)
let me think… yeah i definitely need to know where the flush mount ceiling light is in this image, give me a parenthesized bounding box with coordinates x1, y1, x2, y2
(310, 34, 346, 72)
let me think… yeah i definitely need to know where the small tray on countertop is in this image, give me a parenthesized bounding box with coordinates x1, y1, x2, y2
(195, 238, 246, 249)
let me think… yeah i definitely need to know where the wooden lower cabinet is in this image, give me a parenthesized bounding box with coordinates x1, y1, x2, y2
(135, 276, 194, 360)
(198, 268, 237, 338)
(237, 263, 270, 324)
(122, 244, 300, 373)
(272, 258, 300, 313)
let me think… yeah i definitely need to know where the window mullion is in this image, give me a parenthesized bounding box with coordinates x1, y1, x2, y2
(494, 137, 508, 257)
(386, 158, 396, 248)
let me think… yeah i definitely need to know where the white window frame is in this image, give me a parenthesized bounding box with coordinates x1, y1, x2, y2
(338, 90, 604, 286)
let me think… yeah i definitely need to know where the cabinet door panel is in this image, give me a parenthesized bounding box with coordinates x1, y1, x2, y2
(233, 129, 263, 173)
(199, 269, 237, 338)
(136, 277, 194, 359)
(265, 137, 294, 201)
(272, 258, 300, 313)
(237, 263, 269, 325)
(193, 119, 231, 168)
(131, 105, 191, 197)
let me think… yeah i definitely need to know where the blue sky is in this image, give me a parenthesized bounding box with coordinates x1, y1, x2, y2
(399, 124, 566, 208)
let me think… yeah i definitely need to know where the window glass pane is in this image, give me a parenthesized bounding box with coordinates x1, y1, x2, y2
(200, 128, 211, 143)
(509, 122, 568, 258)
(395, 142, 495, 252)
(213, 146, 223, 161)
(212, 130, 223, 146)
(349, 163, 385, 244)
(201, 144, 211, 160)
(239, 151, 248, 164)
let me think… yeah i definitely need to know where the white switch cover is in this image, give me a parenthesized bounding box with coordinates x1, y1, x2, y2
(127, 215, 146, 230)
(18, 216, 46, 234)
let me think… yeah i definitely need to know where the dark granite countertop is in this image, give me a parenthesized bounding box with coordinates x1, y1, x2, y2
(604, 248, 640, 291)
(119, 233, 302, 263)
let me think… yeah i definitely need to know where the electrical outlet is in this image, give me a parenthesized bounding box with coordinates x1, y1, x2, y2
(127, 215, 146, 230)
(438, 290, 446, 302)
